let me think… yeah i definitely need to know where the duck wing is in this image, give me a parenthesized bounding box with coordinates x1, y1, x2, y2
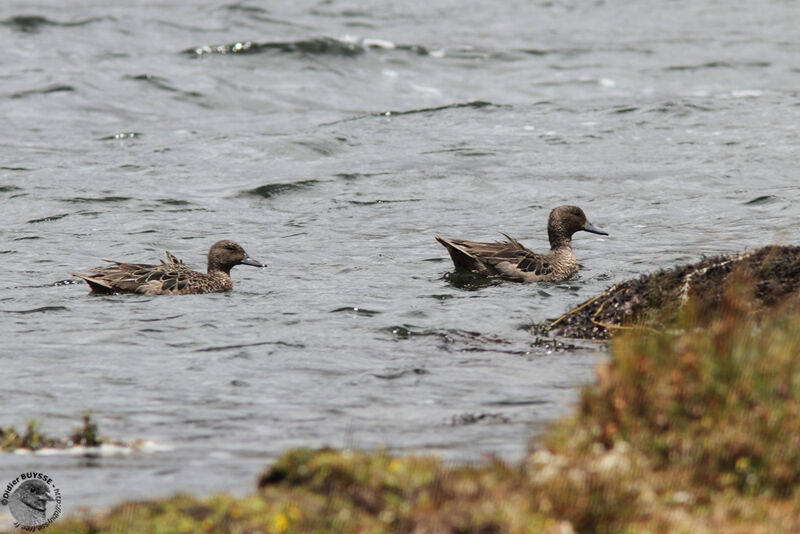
(436, 234, 557, 281)
(74, 261, 196, 295)
(483, 248, 556, 280)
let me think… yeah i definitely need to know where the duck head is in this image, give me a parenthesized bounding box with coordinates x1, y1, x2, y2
(207, 240, 267, 274)
(548, 205, 608, 248)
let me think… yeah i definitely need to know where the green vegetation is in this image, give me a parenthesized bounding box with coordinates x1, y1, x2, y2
(1, 412, 105, 452)
(573, 304, 800, 497)
(0, 420, 58, 451)
(45, 278, 800, 532)
(68, 411, 102, 447)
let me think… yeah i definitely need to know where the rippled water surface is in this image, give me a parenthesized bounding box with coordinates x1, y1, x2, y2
(2, 0, 799, 515)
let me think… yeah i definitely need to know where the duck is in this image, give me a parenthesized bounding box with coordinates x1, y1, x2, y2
(435, 205, 607, 283)
(73, 240, 267, 295)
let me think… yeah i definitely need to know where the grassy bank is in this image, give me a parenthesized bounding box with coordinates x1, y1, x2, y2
(47, 291, 800, 533)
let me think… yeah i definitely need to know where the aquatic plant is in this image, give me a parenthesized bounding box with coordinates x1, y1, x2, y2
(1, 413, 105, 452)
(68, 411, 102, 447)
(0, 420, 57, 451)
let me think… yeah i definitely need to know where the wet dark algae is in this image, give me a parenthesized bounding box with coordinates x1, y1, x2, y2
(545, 245, 800, 340)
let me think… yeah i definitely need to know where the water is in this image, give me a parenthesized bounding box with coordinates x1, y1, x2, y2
(1, 0, 799, 517)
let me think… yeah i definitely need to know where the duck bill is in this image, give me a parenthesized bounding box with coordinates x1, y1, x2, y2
(241, 255, 267, 268)
(583, 221, 608, 236)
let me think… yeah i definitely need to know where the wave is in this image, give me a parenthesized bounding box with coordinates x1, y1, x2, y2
(184, 36, 428, 57)
(182, 36, 639, 67)
(1, 14, 106, 33)
(645, 100, 716, 116)
(124, 74, 204, 100)
(666, 61, 771, 71)
(381, 325, 530, 355)
(320, 100, 503, 127)
(11, 84, 74, 99)
(373, 100, 500, 117)
(242, 179, 319, 199)
(28, 213, 69, 224)
(64, 196, 132, 203)
(2, 306, 70, 314)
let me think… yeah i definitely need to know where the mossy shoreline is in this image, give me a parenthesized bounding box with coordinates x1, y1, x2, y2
(548, 245, 800, 340)
(33, 276, 800, 533)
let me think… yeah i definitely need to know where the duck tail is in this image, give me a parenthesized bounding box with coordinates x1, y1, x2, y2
(163, 251, 183, 265)
(435, 235, 479, 271)
(72, 274, 116, 294)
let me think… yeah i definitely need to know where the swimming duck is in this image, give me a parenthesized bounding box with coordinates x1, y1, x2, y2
(74, 240, 266, 295)
(435, 205, 607, 283)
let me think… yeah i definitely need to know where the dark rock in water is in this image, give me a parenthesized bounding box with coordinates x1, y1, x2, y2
(547, 245, 800, 340)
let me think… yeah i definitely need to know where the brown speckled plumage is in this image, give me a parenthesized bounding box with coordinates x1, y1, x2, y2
(435, 205, 608, 283)
(73, 240, 267, 295)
